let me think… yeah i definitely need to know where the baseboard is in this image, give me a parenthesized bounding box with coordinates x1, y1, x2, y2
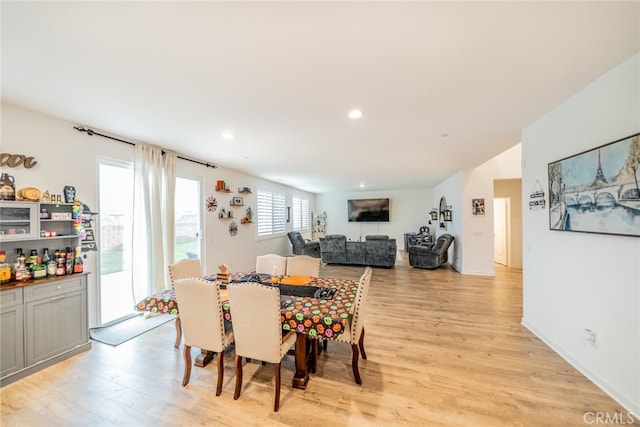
(1, 341, 92, 387)
(521, 319, 639, 419)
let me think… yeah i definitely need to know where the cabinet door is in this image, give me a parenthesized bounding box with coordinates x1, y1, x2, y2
(0, 201, 39, 241)
(25, 290, 87, 366)
(1, 304, 25, 378)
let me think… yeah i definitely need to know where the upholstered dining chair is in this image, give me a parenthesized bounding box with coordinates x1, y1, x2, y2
(285, 255, 320, 277)
(255, 254, 287, 276)
(173, 278, 234, 396)
(169, 258, 203, 348)
(334, 266, 373, 385)
(227, 282, 297, 412)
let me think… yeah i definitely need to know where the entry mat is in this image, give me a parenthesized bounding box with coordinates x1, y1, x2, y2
(90, 313, 176, 346)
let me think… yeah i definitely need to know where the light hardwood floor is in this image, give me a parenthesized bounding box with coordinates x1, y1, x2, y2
(1, 255, 636, 426)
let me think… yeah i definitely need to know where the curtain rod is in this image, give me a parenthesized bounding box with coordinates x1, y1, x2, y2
(73, 126, 217, 169)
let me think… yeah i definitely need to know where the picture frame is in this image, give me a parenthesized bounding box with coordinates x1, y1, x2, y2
(472, 198, 485, 215)
(548, 132, 640, 237)
(231, 196, 243, 206)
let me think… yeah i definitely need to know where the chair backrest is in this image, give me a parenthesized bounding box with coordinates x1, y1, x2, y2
(174, 278, 229, 352)
(432, 234, 454, 254)
(285, 255, 320, 277)
(350, 267, 373, 342)
(169, 258, 203, 288)
(256, 254, 287, 276)
(227, 282, 284, 364)
(287, 231, 306, 254)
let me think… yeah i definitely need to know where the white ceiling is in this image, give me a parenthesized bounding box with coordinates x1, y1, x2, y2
(2, 1, 639, 194)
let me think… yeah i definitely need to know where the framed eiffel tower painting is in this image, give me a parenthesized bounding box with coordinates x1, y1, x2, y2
(548, 132, 640, 237)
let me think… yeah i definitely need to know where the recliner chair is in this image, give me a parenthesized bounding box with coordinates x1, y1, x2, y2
(408, 233, 454, 269)
(287, 231, 321, 258)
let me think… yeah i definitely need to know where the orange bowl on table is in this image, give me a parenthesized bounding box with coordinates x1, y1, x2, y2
(279, 276, 312, 286)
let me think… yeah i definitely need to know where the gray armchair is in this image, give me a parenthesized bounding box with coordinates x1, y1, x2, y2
(408, 233, 454, 269)
(287, 231, 321, 258)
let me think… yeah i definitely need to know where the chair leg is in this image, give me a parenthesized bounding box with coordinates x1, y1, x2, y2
(323, 339, 328, 352)
(182, 344, 192, 386)
(233, 355, 243, 400)
(215, 349, 224, 396)
(174, 316, 182, 348)
(351, 344, 362, 385)
(359, 327, 367, 360)
(274, 362, 281, 412)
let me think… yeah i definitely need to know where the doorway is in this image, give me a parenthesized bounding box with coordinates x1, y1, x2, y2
(98, 160, 135, 325)
(494, 197, 509, 266)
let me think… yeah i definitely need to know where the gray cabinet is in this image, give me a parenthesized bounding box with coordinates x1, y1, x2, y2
(1, 287, 24, 378)
(24, 276, 88, 366)
(0, 274, 90, 386)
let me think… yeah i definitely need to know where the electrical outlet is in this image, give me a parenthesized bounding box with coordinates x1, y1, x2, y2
(584, 328, 596, 342)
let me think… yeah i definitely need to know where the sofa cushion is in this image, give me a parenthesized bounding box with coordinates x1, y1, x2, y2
(365, 235, 389, 241)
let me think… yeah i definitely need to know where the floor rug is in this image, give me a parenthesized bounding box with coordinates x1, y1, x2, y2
(89, 313, 176, 346)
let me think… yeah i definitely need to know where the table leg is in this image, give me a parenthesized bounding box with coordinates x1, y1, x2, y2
(195, 350, 214, 367)
(292, 333, 309, 390)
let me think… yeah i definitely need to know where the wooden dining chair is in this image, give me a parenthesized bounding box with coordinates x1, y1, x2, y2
(334, 266, 373, 385)
(285, 255, 320, 277)
(227, 282, 297, 412)
(169, 258, 203, 348)
(173, 278, 234, 396)
(255, 254, 287, 276)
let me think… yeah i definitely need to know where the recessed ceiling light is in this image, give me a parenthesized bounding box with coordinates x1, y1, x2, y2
(349, 109, 363, 119)
(359, 183, 366, 188)
(222, 132, 234, 139)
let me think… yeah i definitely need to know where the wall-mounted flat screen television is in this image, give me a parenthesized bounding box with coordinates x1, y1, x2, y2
(348, 198, 390, 222)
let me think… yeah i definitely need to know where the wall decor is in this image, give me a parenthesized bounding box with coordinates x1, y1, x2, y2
(238, 186, 252, 194)
(548, 132, 640, 237)
(241, 206, 253, 224)
(231, 196, 243, 206)
(472, 198, 485, 215)
(229, 220, 238, 236)
(529, 180, 546, 210)
(206, 195, 218, 212)
(0, 153, 37, 169)
(438, 196, 448, 229)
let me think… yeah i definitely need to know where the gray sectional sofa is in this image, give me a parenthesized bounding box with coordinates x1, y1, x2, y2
(319, 234, 397, 268)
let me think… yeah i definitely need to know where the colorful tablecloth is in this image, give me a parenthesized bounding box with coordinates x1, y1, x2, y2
(134, 275, 359, 340)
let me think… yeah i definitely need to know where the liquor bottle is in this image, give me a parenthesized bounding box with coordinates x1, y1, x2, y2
(12, 248, 23, 281)
(42, 248, 51, 267)
(65, 247, 73, 275)
(31, 257, 46, 280)
(0, 251, 11, 283)
(55, 252, 66, 276)
(47, 255, 57, 277)
(27, 249, 38, 270)
(73, 246, 83, 273)
(15, 251, 31, 282)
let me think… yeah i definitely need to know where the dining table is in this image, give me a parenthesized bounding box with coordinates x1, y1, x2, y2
(134, 272, 360, 390)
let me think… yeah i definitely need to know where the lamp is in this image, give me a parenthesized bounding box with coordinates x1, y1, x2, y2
(429, 208, 438, 223)
(444, 206, 452, 222)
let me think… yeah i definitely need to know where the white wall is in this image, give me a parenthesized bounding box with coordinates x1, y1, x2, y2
(433, 144, 522, 275)
(432, 172, 463, 271)
(521, 53, 640, 417)
(315, 188, 434, 245)
(1, 102, 316, 327)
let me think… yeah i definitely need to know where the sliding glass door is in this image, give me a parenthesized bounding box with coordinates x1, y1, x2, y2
(98, 160, 135, 325)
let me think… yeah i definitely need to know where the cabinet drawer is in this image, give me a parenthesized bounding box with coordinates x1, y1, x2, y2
(24, 277, 86, 302)
(0, 287, 23, 308)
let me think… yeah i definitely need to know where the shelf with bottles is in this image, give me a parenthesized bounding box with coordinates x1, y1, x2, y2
(0, 201, 83, 242)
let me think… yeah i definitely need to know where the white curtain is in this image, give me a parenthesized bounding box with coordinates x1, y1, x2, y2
(132, 144, 176, 301)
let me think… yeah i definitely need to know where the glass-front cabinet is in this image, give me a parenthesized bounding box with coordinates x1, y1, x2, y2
(0, 202, 39, 241)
